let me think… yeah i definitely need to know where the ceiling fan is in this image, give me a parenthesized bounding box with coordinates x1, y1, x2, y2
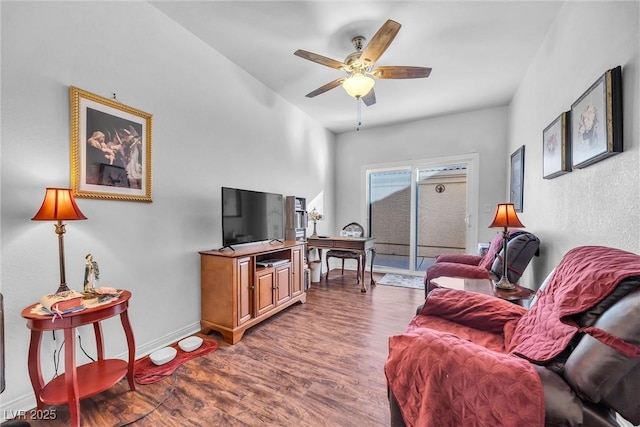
(294, 19, 432, 107)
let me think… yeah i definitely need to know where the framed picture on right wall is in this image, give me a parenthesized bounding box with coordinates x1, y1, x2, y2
(570, 66, 623, 169)
(543, 111, 571, 179)
(510, 145, 525, 213)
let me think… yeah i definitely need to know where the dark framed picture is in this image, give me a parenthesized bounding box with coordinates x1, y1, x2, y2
(543, 112, 571, 179)
(570, 66, 622, 169)
(70, 86, 153, 202)
(510, 145, 525, 212)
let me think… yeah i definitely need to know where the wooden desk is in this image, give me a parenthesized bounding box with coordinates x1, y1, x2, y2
(307, 236, 376, 293)
(21, 291, 136, 427)
(430, 276, 535, 303)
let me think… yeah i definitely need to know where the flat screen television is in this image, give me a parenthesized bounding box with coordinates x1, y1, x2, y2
(221, 187, 284, 247)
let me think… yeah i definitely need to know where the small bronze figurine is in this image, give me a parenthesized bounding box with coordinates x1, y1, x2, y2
(83, 254, 100, 292)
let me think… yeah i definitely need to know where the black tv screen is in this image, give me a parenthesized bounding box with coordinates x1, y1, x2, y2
(222, 187, 284, 247)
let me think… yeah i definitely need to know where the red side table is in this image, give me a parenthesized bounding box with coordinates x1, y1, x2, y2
(21, 290, 136, 427)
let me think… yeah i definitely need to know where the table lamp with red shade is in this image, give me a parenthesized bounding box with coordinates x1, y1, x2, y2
(32, 188, 87, 294)
(488, 203, 525, 290)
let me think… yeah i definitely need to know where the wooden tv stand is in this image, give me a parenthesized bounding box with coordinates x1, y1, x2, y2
(199, 241, 306, 344)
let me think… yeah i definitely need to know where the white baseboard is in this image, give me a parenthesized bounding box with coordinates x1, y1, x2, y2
(1, 394, 37, 422)
(1, 321, 202, 421)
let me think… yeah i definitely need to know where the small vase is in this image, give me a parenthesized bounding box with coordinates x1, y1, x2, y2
(311, 221, 318, 237)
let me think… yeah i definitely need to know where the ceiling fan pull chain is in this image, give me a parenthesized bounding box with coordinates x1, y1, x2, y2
(356, 98, 362, 131)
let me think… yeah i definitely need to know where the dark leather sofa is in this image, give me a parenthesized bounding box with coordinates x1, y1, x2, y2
(387, 246, 640, 426)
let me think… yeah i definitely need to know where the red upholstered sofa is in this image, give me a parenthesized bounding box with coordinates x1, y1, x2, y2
(424, 231, 540, 296)
(386, 246, 640, 427)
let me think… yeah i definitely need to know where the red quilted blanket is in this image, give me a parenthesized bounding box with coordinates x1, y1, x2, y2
(508, 246, 640, 362)
(386, 288, 544, 427)
(386, 246, 640, 426)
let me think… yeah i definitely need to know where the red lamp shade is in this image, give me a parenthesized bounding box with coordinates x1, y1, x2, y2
(489, 203, 524, 229)
(32, 188, 87, 221)
(488, 203, 524, 290)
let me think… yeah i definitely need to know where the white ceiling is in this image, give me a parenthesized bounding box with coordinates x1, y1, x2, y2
(150, 1, 564, 134)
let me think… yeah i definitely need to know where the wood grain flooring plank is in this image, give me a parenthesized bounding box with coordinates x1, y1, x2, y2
(20, 271, 424, 426)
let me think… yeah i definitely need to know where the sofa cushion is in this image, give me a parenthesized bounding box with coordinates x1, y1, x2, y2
(574, 276, 640, 327)
(508, 246, 640, 363)
(532, 363, 620, 427)
(490, 232, 540, 283)
(386, 327, 544, 427)
(531, 364, 583, 427)
(539, 275, 640, 376)
(563, 288, 640, 424)
(423, 261, 491, 292)
(419, 287, 526, 335)
(435, 253, 482, 265)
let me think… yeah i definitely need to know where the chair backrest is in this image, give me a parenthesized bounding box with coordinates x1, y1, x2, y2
(478, 233, 506, 270)
(489, 232, 540, 283)
(343, 222, 364, 237)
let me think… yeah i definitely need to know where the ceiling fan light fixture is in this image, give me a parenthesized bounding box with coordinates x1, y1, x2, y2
(342, 73, 375, 98)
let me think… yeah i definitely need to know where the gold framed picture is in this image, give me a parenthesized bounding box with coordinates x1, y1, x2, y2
(70, 86, 153, 202)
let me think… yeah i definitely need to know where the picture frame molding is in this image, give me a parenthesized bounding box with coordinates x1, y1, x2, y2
(70, 86, 153, 202)
(510, 145, 525, 213)
(570, 66, 622, 169)
(543, 111, 571, 179)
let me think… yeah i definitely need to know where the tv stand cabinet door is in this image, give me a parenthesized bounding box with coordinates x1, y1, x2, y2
(275, 264, 292, 305)
(256, 269, 276, 316)
(237, 257, 253, 325)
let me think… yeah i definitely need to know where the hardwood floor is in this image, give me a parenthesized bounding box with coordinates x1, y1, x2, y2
(23, 270, 425, 427)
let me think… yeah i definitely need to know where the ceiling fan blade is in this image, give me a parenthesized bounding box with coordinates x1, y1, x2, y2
(305, 78, 346, 98)
(294, 49, 346, 70)
(358, 19, 401, 66)
(372, 66, 432, 79)
(362, 89, 376, 106)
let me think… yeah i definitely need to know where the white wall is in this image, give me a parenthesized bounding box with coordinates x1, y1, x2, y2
(2, 0, 639, 419)
(0, 1, 334, 414)
(335, 106, 510, 246)
(335, 1, 640, 291)
(509, 1, 640, 287)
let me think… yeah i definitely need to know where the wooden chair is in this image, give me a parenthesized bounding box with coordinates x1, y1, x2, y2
(326, 222, 368, 283)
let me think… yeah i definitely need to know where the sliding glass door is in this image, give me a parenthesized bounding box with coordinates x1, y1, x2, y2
(365, 154, 478, 274)
(415, 165, 468, 271)
(368, 169, 412, 270)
